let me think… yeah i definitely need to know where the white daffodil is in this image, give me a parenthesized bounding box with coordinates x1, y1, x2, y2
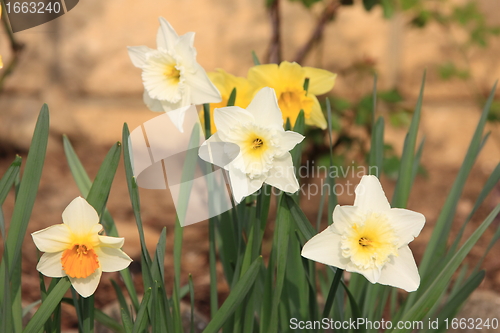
(199, 87, 304, 203)
(301, 175, 425, 292)
(128, 17, 221, 130)
(31, 197, 132, 298)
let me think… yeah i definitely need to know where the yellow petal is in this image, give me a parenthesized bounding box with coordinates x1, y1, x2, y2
(278, 61, 305, 88)
(305, 95, 327, 129)
(247, 64, 281, 90)
(303, 67, 337, 95)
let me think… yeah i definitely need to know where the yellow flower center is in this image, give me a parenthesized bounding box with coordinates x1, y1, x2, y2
(164, 64, 181, 85)
(278, 89, 313, 126)
(341, 213, 399, 270)
(61, 243, 100, 278)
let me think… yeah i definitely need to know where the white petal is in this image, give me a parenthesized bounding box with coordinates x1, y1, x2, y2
(301, 227, 349, 269)
(184, 65, 222, 105)
(377, 246, 420, 292)
(174, 32, 197, 69)
(156, 17, 179, 50)
(265, 154, 299, 194)
(159, 96, 185, 113)
(245, 87, 284, 131)
(165, 105, 192, 133)
(227, 165, 263, 203)
(32, 224, 72, 253)
(69, 268, 102, 298)
(62, 197, 100, 236)
(345, 263, 381, 284)
(143, 90, 165, 112)
(277, 131, 304, 154)
(214, 106, 254, 134)
(127, 46, 154, 68)
(386, 208, 426, 247)
(199, 134, 240, 169)
(37, 252, 65, 278)
(95, 247, 132, 272)
(98, 235, 125, 248)
(354, 175, 390, 212)
(331, 205, 361, 234)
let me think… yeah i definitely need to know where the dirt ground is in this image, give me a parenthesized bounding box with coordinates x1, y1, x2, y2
(0, 99, 499, 330)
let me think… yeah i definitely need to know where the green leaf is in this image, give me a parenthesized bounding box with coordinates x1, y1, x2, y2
(23, 278, 71, 333)
(251, 51, 261, 65)
(418, 81, 497, 279)
(0, 155, 21, 206)
(203, 256, 262, 333)
(362, 0, 379, 11)
(392, 71, 426, 208)
(227, 88, 237, 107)
(391, 204, 500, 332)
(132, 288, 152, 333)
(431, 270, 485, 333)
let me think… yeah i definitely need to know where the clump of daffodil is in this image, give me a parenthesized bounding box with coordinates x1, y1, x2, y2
(128, 17, 221, 131)
(32, 197, 132, 298)
(199, 87, 304, 203)
(248, 61, 336, 129)
(301, 175, 425, 292)
(204, 69, 255, 131)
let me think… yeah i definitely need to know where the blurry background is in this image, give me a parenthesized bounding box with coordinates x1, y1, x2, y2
(0, 0, 499, 330)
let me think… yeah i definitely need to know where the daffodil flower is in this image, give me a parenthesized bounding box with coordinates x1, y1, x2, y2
(200, 87, 304, 203)
(32, 197, 132, 298)
(204, 69, 256, 131)
(248, 61, 336, 129)
(301, 175, 425, 292)
(128, 17, 221, 130)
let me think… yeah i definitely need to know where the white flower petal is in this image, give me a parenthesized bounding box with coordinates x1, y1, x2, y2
(184, 65, 222, 105)
(277, 131, 304, 154)
(165, 105, 192, 133)
(245, 87, 283, 131)
(265, 154, 299, 194)
(127, 46, 154, 68)
(157, 17, 179, 50)
(354, 175, 390, 212)
(377, 246, 420, 292)
(62, 197, 100, 236)
(143, 90, 164, 112)
(32, 224, 72, 253)
(228, 165, 263, 203)
(174, 32, 197, 69)
(37, 252, 65, 278)
(301, 227, 349, 269)
(214, 106, 254, 134)
(345, 263, 381, 284)
(69, 268, 102, 298)
(331, 205, 361, 234)
(387, 208, 426, 247)
(95, 247, 132, 272)
(98, 235, 125, 248)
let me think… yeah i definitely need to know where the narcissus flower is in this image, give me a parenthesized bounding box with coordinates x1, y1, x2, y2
(128, 17, 221, 130)
(32, 197, 132, 298)
(248, 61, 336, 129)
(204, 69, 255, 131)
(200, 87, 304, 203)
(301, 175, 425, 292)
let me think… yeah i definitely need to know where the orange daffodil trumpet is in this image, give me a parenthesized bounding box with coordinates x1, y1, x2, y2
(200, 87, 304, 203)
(248, 61, 336, 129)
(31, 197, 132, 298)
(301, 176, 425, 292)
(127, 17, 221, 131)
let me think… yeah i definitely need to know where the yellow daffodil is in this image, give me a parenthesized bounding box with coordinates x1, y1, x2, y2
(301, 175, 425, 292)
(200, 87, 304, 203)
(204, 69, 255, 131)
(32, 197, 132, 298)
(247, 61, 336, 129)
